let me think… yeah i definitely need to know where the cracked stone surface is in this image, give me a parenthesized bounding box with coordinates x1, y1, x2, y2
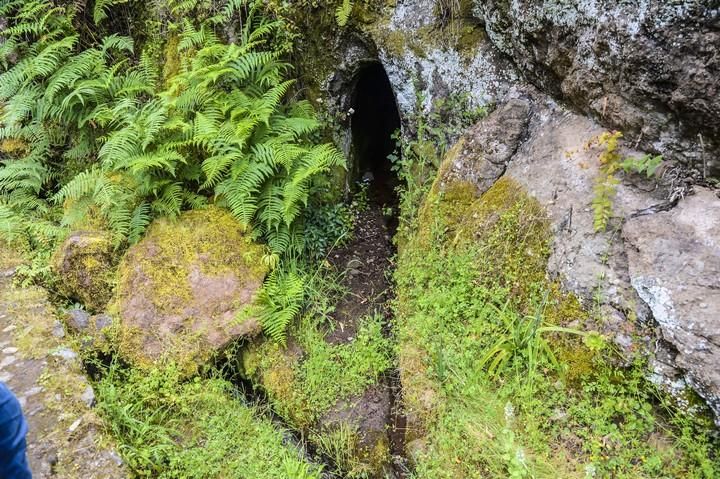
(623, 187, 720, 420)
(0, 251, 127, 479)
(473, 0, 720, 175)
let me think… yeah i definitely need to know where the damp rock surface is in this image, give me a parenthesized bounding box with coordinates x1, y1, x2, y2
(474, 0, 720, 174)
(114, 206, 267, 372)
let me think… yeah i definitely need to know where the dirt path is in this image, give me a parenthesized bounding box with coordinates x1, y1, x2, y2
(0, 252, 126, 479)
(327, 205, 394, 344)
(325, 203, 409, 477)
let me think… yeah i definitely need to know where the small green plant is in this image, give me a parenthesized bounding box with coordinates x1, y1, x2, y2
(591, 131, 623, 232)
(621, 154, 663, 177)
(283, 457, 323, 479)
(479, 297, 603, 383)
(390, 88, 488, 241)
(303, 202, 354, 260)
(311, 423, 368, 477)
(591, 132, 663, 232)
(351, 179, 370, 212)
(500, 403, 530, 479)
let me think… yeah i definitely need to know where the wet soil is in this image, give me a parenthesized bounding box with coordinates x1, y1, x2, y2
(325, 200, 409, 478)
(326, 205, 394, 345)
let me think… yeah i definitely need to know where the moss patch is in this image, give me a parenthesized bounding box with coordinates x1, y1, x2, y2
(395, 172, 719, 477)
(243, 312, 391, 417)
(51, 231, 117, 312)
(242, 278, 393, 478)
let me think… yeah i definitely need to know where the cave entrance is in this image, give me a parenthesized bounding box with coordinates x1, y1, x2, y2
(350, 62, 401, 222)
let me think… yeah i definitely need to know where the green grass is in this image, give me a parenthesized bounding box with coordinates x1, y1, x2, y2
(243, 265, 392, 428)
(394, 177, 720, 478)
(241, 264, 393, 477)
(94, 362, 321, 479)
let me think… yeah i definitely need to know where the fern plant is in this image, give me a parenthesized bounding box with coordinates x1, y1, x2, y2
(1, 0, 343, 341)
(335, 0, 354, 26)
(591, 131, 623, 232)
(93, 0, 130, 24)
(51, 1, 344, 254)
(591, 132, 663, 232)
(0, 0, 110, 260)
(255, 268, 305, 344)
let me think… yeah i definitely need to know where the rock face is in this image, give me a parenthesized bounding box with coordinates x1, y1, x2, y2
(437, 97, 531, 194)
(623, 188, 720, 417)
(52, 231, 116, 312)
(474, 0, 720, 174)
(115, 207, 267, 371)
(433, 84, 720, 420)
(310, 1, 719, 184)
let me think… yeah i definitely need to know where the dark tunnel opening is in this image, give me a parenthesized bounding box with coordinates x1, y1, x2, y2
(350, 62, 402, 228)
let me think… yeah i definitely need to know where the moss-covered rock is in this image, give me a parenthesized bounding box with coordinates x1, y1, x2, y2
(52, 231, 117, 312)
(113, 207, 267, 372)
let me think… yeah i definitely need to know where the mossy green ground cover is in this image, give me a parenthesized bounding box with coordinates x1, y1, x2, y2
(243, 306, 392, 429)
(95, 363, 321, 479)
(395, 176, 719, 478)
(242, 265, 393, 477)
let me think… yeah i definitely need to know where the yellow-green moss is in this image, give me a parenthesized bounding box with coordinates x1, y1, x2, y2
(113, 206, 268, 371)
(394, 171, 602, 476)
(242, 339, 312, 427)
(51, 231, 116, 312)
(117, 206, 266, 314)
(419, 175, 553, 308)
(162, 33, 180, 84)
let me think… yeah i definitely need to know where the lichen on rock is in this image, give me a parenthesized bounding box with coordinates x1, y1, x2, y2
(113, 206, 268, 372)
(473, 0, 720, 175)
(623, 187, 720, 421)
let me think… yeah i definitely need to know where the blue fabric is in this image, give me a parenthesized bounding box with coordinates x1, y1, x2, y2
(0, 382, 31, 479)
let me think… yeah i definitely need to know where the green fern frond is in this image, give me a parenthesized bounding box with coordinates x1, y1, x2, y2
(93, 0, 129, 24)
(101, 34, 134, 55)
(335, 0, 354, 27)
(127, 202, 151, 244)
(256, 268, 305, 344)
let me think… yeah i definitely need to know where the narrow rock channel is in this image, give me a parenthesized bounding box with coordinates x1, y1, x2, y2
(325, 198, 408, 478)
